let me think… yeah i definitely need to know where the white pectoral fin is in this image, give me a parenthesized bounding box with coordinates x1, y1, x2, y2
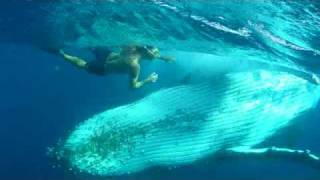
(225, 146, 320, 168)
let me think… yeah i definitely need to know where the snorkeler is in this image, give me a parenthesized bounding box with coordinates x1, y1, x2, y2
(57, 45, 175, 88)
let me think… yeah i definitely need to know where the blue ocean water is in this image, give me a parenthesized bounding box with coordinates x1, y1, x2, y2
(0, 0, 320, 179)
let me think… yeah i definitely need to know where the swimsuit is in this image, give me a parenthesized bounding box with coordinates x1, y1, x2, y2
(86, 46, 112, 76)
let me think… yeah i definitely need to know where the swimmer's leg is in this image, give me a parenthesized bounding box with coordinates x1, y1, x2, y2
(59, 50, 87, 69)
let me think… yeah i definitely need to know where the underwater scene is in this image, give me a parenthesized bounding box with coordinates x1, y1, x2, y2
(1, 0, 320, 179)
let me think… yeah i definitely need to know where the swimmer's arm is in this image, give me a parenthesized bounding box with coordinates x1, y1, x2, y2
(158, 55, 175, 63)
(130, 62, 155, 88)
(59, 50, 87, 68)
(153, 50, 175, 62)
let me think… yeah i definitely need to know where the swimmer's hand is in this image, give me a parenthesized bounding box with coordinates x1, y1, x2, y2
(132, 72, 158, 89)
(146, 72, 158, 83)
(159, 56, 175, 63)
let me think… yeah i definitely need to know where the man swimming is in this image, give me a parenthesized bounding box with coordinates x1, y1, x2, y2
(58, 45, 175, 88)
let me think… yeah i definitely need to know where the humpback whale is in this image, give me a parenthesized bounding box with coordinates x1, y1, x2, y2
(53, 70, 320, 176)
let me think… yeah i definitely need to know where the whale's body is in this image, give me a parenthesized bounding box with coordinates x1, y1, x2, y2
(61, 70, 320, 176)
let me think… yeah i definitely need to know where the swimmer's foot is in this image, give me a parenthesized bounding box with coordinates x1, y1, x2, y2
(312, 74, 320, 85)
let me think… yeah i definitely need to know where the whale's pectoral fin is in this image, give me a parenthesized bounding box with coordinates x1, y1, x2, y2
(224, 146, 320, 168)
